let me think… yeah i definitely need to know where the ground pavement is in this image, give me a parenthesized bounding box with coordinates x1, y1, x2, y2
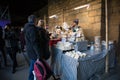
(0, 52, 120, 80)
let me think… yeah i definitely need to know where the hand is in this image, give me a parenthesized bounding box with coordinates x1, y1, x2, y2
(37, 58, 39, 61)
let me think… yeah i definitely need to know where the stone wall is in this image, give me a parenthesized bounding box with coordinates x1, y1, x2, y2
(48, 0, 102, 41)
(33, 0, 120, 42)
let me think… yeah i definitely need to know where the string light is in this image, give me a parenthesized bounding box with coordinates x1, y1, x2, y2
(74, 4, 90, 10)
(49, 15, 57, 18)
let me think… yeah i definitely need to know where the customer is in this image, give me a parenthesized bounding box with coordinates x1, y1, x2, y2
(24, 15, 41, 80)
(4, 25, 19, 73)
(19, 27, 25, 52)
(0, 26, 7, 66)
(10, 26, 19, 73)
(37, 19, 50, 60)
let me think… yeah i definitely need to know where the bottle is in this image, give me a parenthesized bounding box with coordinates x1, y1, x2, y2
(90, 42, 94, 50)
(74, 43, 78, 52)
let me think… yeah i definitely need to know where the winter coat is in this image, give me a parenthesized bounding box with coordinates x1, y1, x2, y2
(37, 27, 50, 60)
(24, 23, 41, 60)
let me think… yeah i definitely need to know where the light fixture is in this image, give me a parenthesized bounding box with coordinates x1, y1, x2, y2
(49, 15, 57, 18)
(74, 4, 90, 10)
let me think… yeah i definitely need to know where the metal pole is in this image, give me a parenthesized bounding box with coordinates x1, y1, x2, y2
(1, 6, 8, 18)
(8, 6, 11, 21)
(63, 9, 65, 23)
(105, 0, 109, 73)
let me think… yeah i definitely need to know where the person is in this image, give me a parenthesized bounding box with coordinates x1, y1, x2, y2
(37, 19, 50, 60)
(4, 25, 19, 73)
(0, 26, 7, 66)
(19, 27, 25, 52)
(71, 19, 85, 41)
(24, 15, 41, 80)
(71, 19, 79, 32)
(10, 26, 19, 72)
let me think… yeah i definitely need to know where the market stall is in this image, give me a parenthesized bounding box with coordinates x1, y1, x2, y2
(51, 42, 115, 80)
(46, 0, 116, 79)
(47, 3, 114, 78)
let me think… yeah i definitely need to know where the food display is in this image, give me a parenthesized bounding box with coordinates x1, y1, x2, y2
(49, 21, 88, 58)
(65, 51, 87, 60)
(50, 22, 85, 42)
(56, 41, 74, 50)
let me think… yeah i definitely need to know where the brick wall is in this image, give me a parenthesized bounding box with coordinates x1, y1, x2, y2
(48, 0, 102, 41)
(33, 0, 120, 42)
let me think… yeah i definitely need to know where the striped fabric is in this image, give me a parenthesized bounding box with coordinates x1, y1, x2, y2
(51, 45, 115, 80)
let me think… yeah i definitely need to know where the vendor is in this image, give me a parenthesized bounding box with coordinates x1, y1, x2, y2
(72, 19, 79, 32)
(70, 19, 85, 41)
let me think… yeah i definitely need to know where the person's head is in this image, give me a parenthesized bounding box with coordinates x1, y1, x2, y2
(37, 19, 44, 27)
(21, 27, 24, 32)
(55, 26, 62, 34)
(28, 15, 36, 24)
(73, 19, 79, 26)
(11, 26, 15, 31)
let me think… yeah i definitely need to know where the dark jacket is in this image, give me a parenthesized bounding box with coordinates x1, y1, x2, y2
(24, 23, 41, 60)
(9, 30, 19, 48)
(37, 27, 50, 44)
(4, 29, 11, 47)
(37, 27, 50, 60)
(4, 28, 19, 52)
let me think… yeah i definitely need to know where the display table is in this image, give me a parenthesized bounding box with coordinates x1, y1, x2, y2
(51, 44, 115, 80)
(76, 40, 88, 51)
(77, 45, 115, 80)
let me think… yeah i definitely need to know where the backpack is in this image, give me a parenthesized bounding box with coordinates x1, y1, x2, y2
(34, 59, 55, 80)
